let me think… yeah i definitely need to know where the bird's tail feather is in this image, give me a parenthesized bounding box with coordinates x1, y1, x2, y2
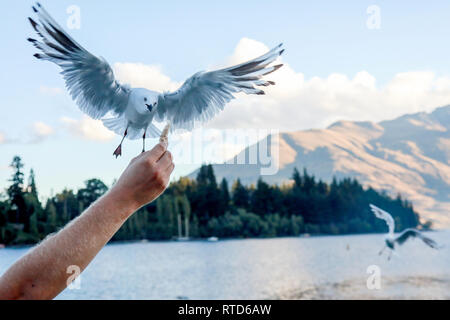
(102, 117, 162, 140)
(102, 117, 128, 136)
(146, 123, 162, 138)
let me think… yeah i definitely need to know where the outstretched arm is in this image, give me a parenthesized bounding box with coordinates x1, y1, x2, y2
(0, 142, 174, 300)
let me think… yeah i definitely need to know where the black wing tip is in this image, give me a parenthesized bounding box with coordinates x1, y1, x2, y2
(256, 90, 265, 95)
(32, 3, 44, 14)
(28, 17, 37, 26)
(274, 64, 284, 71)
(268, 81, 276, 86)
(33, 53, 42, 59)
(279, 49, 285, 56)
(27, 37, 36, 42)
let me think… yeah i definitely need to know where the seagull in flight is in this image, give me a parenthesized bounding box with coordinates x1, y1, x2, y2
(369, 204, 441, 260)
(27, 3, 285, 157)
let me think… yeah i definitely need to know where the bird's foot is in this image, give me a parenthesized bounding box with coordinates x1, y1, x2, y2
(113, 144, 122, 158)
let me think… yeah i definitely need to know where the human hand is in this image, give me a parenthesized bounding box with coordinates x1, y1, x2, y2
(110, 141, 174, 212)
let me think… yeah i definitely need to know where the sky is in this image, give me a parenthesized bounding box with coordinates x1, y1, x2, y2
(2, 0, 450, 199)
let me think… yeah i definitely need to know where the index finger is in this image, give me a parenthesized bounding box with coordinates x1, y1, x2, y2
(143, 142, 167, 163)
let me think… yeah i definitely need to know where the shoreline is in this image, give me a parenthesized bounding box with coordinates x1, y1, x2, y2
(1, 229, 444, 249)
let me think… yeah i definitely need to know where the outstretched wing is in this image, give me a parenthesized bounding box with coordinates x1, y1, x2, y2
(395, 228, 441, 249)
(28, 3, 130, 119)
(369, 204, 395, 235)
(155, 43, 285, 131)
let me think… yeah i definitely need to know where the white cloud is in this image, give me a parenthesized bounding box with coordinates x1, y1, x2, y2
(226, 38, 273, 66)
(61, 116, 115, 142)
(113, 63, 181, 92)
(39, 86, 64, 96)
(0, 122, 53, 144)
(27, 121, 54, 143)
(207, 38, 450, 131)
(33, 122, 54, 137)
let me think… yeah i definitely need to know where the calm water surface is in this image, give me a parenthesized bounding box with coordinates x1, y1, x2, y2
(1, 231, 449, 299)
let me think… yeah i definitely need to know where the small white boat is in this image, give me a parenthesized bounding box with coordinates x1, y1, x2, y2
(207, 237, 219, 242)
(300, 233, 311, 238)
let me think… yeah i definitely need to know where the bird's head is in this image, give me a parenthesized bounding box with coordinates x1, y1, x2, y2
(131, 88, 159, 114)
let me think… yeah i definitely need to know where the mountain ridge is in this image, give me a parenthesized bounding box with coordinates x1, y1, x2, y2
(189, 106, 450, 227)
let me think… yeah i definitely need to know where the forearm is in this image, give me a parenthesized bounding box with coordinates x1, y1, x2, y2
(0, 140, 173, 300)
(0, 190, 137, 300)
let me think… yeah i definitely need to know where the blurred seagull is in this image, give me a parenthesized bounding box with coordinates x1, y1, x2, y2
(369, 204, 441, 260)
(27, 3, 285, 158)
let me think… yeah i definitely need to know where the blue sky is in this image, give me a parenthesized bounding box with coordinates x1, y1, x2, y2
(2, 0, 450, 199)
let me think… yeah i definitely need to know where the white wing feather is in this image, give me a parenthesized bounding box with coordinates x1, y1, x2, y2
(155, 43, 285, 131)
(28, 3, 130, 120)
(369, 204, 395, 235)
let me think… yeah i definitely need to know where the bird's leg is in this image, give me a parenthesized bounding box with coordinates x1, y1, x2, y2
(142, 131, 146, 153)
(378, 245, 386, 256)
(113, 127, 128, 158)
(387, 250, 392, 261)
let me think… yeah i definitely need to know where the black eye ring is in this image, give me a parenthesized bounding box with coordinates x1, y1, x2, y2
(144, 98, 147, 102)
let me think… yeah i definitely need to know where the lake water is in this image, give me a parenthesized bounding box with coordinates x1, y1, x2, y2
(1, 231, 449, 299)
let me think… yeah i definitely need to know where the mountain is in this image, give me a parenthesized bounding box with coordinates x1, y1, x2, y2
(189, 106, 450, 227)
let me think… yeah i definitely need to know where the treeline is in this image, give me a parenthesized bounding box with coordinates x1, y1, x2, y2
(0, 156, 424, 245)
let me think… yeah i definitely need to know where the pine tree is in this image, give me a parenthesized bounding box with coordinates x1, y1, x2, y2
(8, 156, 25, 198)
(179, 195, 191, 238)
(45, 200, 58, 234)
(141, 208, 150, 238)
(250, 178, 272, 216)
(0, 198, 9, 243)
(28, 168, 38, 198)
(292, 167, 302, 188)
(219, 178, 230, 215)
(29, 212, 39, 239)
(23, 192, 43, 234)
(55, 190, 78, 223)
(7, 156, 26, 224)
(232, 179, 249, 209)
(155, 195, 176, 239)
(77, 179, 108, 208)
(194, 165, 221, 224)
